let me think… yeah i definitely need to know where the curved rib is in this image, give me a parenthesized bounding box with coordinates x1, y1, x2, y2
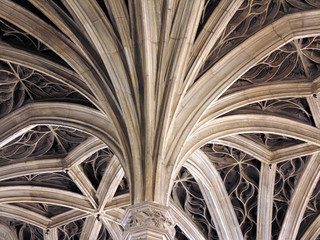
(0, 42, 97, 106)
(301, 214, 320, 240)
(155, 0, 206, 203)
(166, 10, 320, 173)
(279, 153, 320, 239)
(79, 216, 102, 240)
(198, 82, 313, 126)
(179, 114, 320, 171)
(184, 150, 243, 240)
(169, 200, 206, 240)
(0, 186, 94, 212)
(271, 143, 320, 164)
(184, 0, 243, 91)
(68, 165, 98, 209)
(66, 137, 106, 167)
(50, 210, 90, 228)
(183, 10, 320, 116)
(0, 102, 122, 164)
(29, 0, 99, 64)
(0, 0, 126, 149)
(211, 135, 271, 163)
(97, 156, 124, 211)
(0, 158, 64, 182)
(65, 0, 142, 201)
(101, 218, 122, 240)
(0, 204, 50, 229)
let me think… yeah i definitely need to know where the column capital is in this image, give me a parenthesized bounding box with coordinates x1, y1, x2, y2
(121, 202, 175, 240)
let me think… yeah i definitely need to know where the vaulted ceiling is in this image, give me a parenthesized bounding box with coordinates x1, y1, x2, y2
(0, 0, 320, 239)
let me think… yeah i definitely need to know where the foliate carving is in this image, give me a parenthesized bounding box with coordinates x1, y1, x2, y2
(202, 144, 260, 239)
(82, 149, 114, 188)
(0, 61, 87, 117)
(171, 167, 219, 239)
(236, 97, 314, 126)
(58, 218, 85, 240)
(243, 133, 304, 151)
(0, 125, 89, 163)
(125, 208, 173, 230)
(122, 202, 175, 238)
(272, 156, 308, 239)
(202, 1, 320, 71)
(0, 18, 67, 64)
(239, 37, 320, 86)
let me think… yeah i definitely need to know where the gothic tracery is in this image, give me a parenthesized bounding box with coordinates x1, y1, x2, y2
(0, 0, 320, 239)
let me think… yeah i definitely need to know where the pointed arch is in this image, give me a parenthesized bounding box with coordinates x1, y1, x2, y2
(161, 114, 320, 206)
(0, 102, 127, 176)
(165, 10, 320, 176)
(177, 114, 320, 172)
(0, 0, 128, 157)
(183, 150, 243, 240)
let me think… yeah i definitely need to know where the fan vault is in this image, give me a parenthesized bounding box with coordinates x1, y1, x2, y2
(0, 0, 320, 239)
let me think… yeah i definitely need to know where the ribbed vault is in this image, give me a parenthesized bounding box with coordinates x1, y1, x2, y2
(0, 0, 320, 239)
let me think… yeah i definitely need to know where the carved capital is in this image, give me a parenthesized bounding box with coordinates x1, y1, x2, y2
(121, 202, 175, 240)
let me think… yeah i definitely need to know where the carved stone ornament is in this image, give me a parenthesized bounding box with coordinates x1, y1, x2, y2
(121, 202, 176, 240)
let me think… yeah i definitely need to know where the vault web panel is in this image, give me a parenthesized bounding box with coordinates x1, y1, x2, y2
(232, 97, 315, 127)
(201, 1, 320, 74)
(10, 202, 70, 218)
(297, 178, 320, 239)
(97, 225, 113, 240)
(82, 148, 114, 189)
(0, 125, 90, 164)
(272, 156, 309, 239)
(0, 172, 81, 194)
(58, 218, 85, 240)
(242, 133, 304, 151)
(0, 18, 68, 66)
(0, 217, 43, 240)
(172, 167, 219, 239)
(0, 60, 90, 117)
(202, 144, 260, 239)
(175, 225, 190, 240)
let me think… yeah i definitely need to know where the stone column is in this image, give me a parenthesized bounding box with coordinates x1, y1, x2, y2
(121, 202, 176, 240)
